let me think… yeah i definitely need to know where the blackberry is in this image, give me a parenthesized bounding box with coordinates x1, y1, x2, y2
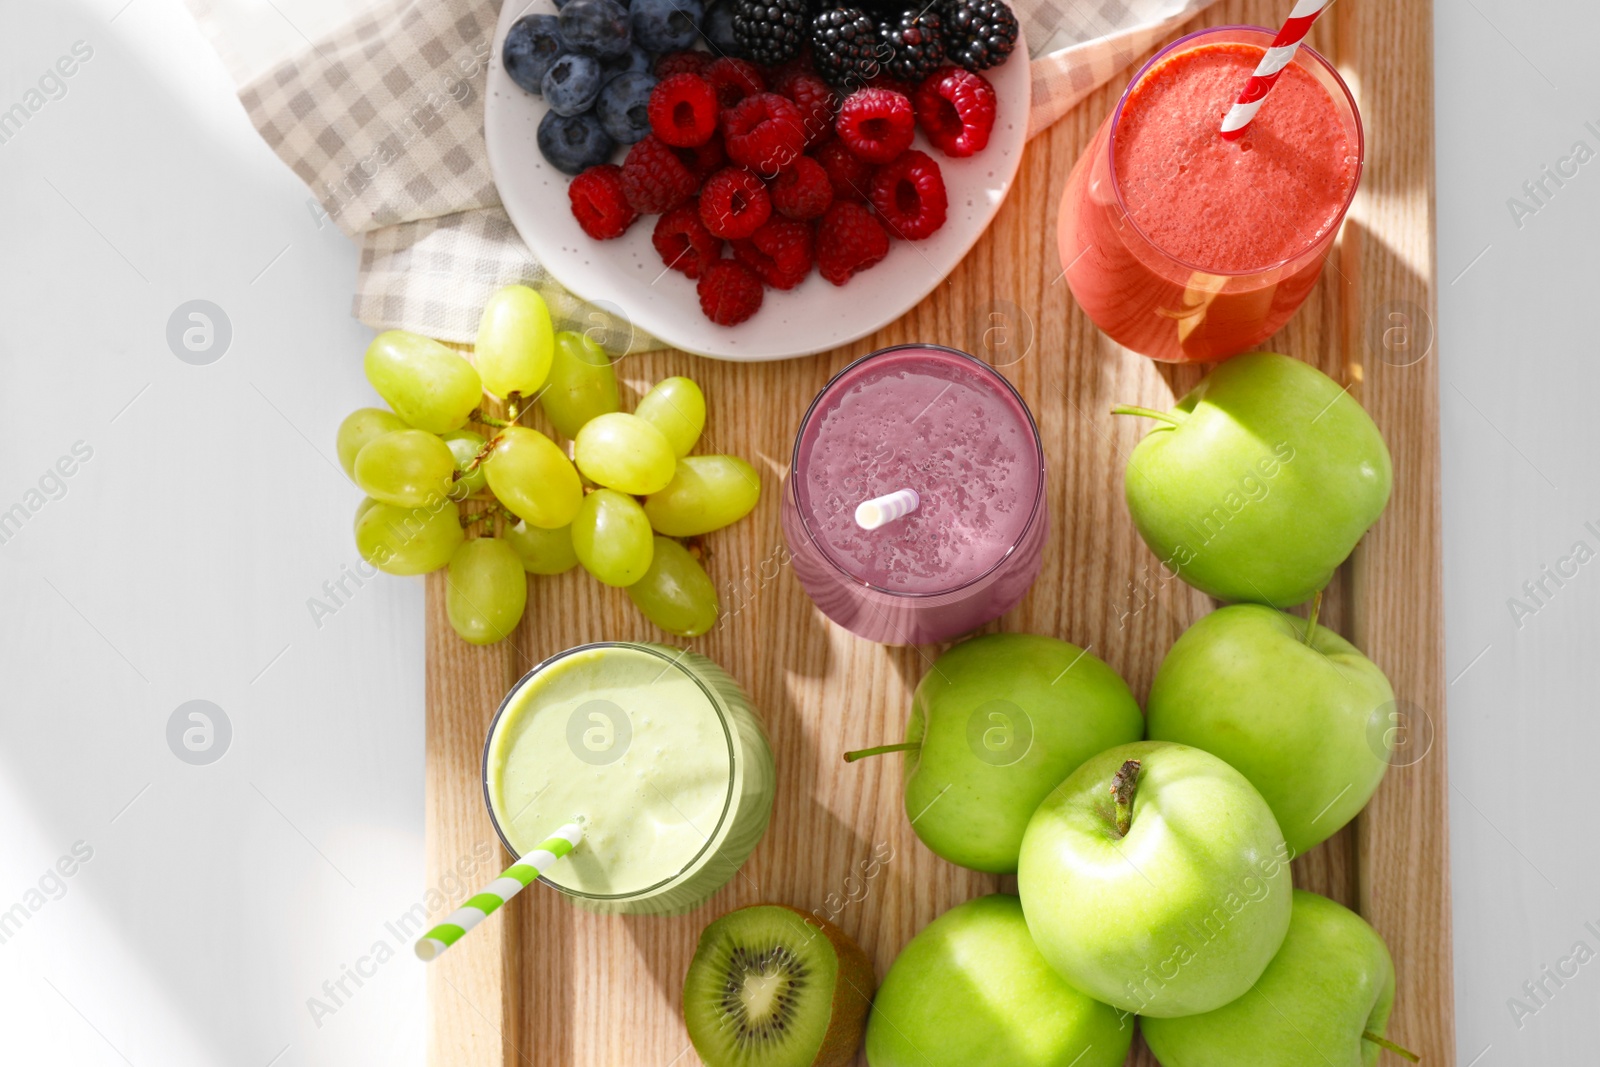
(733, 0, 812, 66)
(941, 0, 1018, 71)
(879, 8, 946, 82)
(810, 7, 882, 88)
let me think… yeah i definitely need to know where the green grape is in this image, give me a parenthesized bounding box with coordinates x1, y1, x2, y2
(445, 538, 528, 645)
(504, 520, 579, 575)
(336, 408, 408, 480)
(353, 496, 381, 533)
(573, 412, 676, 495)
(484, 425, 584, 529)
(643, 455, 761, 537)
(475, 285, 554, 400)
(627, 537, 719, 637)
(539, 330, 620, 438)
(572, 489, 654, 587)
(353, 429, 457, 507)
(356, 499, 463, 575)
(441, 430, 489, 498)
(364, 330, 483, 433)
(634, 377, 706, 458)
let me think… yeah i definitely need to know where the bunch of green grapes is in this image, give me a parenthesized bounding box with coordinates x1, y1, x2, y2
(335, 285, 761, 644)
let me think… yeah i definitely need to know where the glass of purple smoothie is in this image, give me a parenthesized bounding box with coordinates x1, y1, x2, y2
(780, 345, 1048, 645)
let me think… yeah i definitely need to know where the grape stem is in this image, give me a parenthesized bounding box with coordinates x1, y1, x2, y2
(472, 402, 540, 432)
(459, 510, 496, 530)
(461, 438, 497, 474)
(470, 409, 513, 429)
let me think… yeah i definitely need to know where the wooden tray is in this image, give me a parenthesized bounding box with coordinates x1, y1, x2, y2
(422, 1, 1451, 1062)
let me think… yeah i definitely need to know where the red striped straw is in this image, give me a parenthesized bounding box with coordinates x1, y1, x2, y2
(1219, 0, 1334, 140)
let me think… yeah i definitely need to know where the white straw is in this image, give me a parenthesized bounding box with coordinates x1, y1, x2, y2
(855, 489, 920, 531)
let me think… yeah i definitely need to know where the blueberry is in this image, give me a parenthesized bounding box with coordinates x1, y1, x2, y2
(537, 111, 616, 175)
(503, 14, 567, 95)
(595, 71, 657, 144)
(602, 44, 653, 79)
(559, 0, 633, 59)
(542, 53, 604, 116)
(701, 1, 743, 57)
(631, 0, 703, 52)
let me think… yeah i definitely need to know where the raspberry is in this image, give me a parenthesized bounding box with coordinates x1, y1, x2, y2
(811, 139, 873, 203)
(568, 164, 638, 239)
(817, 201, 890, 285)
(835, 88, 915, 164)
(870, 149, 947, 240)
(653, 205, 723, 278)
(779, 72, 839, 147)
(620, 134, 699, 213)
(721, 93, 807, 174)
(649, 74, 720, 147)
(698, 167, 772, 239)
(703, 57, 767, 108)
(768, 51, 818, 95)
(770, 156, 834, 220)
(674, 135, 728, 181)
(867, 74, 918, 98)
(655, 50, 709, 78)
(697, 259, 765, 326)
(733, 217, 814, 289)
(914, 66, 996, 157)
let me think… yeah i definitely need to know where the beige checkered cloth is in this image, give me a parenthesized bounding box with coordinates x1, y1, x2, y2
(196, 0, 1218, 347)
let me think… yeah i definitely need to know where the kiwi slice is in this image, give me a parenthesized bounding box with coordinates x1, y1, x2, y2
(683, 903, 875, 1067)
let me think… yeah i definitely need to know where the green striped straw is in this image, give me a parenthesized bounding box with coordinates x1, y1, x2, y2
(414, 822, 584, 961)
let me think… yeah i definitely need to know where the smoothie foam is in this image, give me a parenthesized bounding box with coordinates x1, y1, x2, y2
(794, 348, 1039, 594)
(486, 645, 735, 899)
(1113, 41, 1358, 273)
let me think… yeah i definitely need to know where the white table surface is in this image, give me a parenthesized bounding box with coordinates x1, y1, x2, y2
(0, 1, 1591, 1064)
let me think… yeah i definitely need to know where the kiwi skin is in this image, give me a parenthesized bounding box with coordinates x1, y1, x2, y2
(782, 905, 875, 1067)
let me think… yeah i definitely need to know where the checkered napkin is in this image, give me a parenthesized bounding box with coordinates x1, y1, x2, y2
(188, 0, 1217, 348)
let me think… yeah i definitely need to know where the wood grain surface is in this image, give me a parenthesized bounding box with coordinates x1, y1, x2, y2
(423, 1, 1452, 1063)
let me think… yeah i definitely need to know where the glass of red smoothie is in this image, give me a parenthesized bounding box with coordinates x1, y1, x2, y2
(781, 345, 1048, 645)
(1058, 26, 1363, 363)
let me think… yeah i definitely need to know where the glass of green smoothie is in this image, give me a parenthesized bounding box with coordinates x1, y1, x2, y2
(482, 642, 775, 916)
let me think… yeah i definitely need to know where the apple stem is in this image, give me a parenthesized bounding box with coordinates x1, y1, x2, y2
(842, 742, 920, 763)
(1362, 1031, 1420, 1062)
(1304, 589, 1324, 647)
(1109, 404, 1184, 428)
(1111, 759, 1141, 838)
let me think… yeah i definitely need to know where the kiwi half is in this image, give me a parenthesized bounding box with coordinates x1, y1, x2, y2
(683, 904, 875, 1067)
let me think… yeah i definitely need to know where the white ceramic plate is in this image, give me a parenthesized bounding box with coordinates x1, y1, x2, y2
(483, 0, 1031, 361)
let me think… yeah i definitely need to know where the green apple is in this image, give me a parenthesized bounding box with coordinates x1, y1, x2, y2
(1143, 890, 1412, 1066)
(866, 894, 1132, 1067)
(1147, 603, 1394, 856)
(1017, 741, 1292, 1018)
(844, 634, 1144, 874)
(1115, 352, 1392, 607)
